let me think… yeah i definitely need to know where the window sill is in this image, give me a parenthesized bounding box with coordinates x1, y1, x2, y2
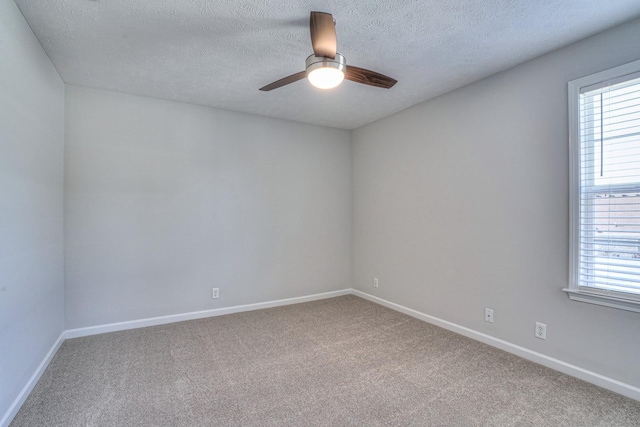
(563, 288, 640, 313)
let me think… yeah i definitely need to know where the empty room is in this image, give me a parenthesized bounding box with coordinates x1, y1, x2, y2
(2, 0, 640, 425)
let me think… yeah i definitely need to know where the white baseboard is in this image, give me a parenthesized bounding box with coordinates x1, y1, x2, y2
(351, 289, 640, 402)
(65, 289, 351, 339)
(0, 332, 65, 427)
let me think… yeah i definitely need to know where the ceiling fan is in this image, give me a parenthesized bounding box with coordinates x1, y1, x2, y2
(259, 12, 397, 91)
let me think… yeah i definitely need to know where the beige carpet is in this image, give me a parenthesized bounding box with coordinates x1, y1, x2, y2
(11, 295, 640, 426)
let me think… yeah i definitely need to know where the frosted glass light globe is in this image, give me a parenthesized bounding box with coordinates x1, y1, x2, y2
(307, 67, 345, 89)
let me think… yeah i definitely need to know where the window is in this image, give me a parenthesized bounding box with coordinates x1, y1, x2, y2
(567, 60, 640, 312)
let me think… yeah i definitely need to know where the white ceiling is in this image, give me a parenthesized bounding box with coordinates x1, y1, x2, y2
(15, 0, 640, 130)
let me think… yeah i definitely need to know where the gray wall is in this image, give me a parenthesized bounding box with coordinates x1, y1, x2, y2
(352, 18, 640, 387)
(64, 86, 352, 329)
(0, 0, 65, 418)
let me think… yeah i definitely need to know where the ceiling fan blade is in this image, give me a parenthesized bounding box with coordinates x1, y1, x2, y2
(345, 66, 397, 89)
(310, 12, 336, 59)
(259, 71, 307, 91)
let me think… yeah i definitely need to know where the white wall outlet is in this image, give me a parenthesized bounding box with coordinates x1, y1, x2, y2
(485, 308, 494, 323)
(535, 322, 547, 340)
(212, 288, 219, 299)
(373, 277, 379, 288)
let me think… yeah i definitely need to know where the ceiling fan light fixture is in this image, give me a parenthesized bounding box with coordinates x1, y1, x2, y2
(258, 13, 396, 92)
(306, 53, 346, 89)
(308, 67, 344, 89)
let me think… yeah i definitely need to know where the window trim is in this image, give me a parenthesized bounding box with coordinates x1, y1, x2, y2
(565, 59, 640, 313)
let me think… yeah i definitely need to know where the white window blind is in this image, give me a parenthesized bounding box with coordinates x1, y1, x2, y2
(577, 72, 640, 302)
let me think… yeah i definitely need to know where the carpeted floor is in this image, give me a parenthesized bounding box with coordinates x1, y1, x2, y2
(11, 295, 640, 426)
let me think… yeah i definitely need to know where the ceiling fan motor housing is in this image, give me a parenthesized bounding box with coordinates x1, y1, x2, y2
(305, 53, 346, 75)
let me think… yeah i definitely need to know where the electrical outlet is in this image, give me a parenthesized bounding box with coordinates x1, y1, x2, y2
(212, 288, 219, 299)
(485, 308, 494, 323)
(373, 278, 379, 288)
(535, 322, 547, 340)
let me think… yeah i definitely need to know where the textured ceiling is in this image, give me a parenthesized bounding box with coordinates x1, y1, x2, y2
(15, 0, 640, 129)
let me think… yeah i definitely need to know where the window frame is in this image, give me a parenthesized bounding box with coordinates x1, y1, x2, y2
(566, 59, 640, 313)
